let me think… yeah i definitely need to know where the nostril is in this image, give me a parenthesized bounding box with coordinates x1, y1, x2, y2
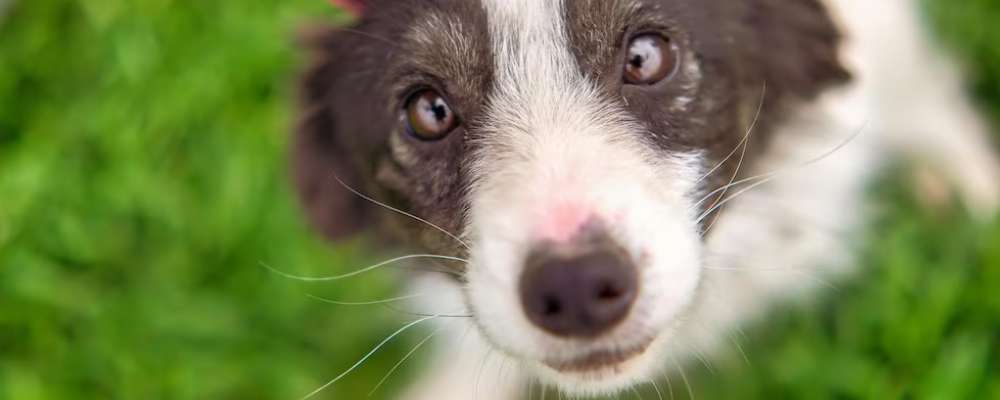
(597, 282, 622, 301)
(543, 295, 562, 316)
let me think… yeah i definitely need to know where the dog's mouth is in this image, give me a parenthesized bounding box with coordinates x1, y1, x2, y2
(543, 339, 654, 374)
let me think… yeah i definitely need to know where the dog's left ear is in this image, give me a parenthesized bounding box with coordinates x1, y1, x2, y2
(330, 0, 366, 17)
(293, 26, 372, 240)
(744, 0, 851, 99)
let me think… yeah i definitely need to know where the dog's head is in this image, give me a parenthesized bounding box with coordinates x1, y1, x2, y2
(295, 0, 847, 395)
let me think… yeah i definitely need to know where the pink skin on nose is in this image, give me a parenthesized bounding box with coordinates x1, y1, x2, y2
(537, 202, 592, 243)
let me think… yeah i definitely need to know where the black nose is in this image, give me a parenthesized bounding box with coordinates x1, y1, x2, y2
(519, 241, 638, 338)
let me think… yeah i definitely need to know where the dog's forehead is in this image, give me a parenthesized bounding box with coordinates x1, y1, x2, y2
(395, 0, 659, 97)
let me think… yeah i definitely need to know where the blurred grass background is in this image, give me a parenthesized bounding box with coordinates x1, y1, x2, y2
(0, 0, 997, 399)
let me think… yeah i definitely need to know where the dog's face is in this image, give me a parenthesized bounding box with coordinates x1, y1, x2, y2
(295, 0, 846, 395)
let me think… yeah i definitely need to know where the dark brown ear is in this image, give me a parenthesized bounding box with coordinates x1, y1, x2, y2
(293, 26, 369, 240)
(744, 0, 851, 99)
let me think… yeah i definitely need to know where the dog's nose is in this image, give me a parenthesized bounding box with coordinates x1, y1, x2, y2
(519, 241, 638, 338)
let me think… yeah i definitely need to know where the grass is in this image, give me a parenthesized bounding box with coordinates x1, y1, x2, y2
(0, 0, 997, 399)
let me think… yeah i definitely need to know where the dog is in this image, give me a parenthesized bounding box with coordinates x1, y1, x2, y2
(292, 0, 1000, 398)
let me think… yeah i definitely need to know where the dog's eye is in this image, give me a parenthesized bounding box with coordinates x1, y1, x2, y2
(404, 89, 457, 141)
(623, 34, 678, 85)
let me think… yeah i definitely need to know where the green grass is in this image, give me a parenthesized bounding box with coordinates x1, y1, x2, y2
(0, 1, 997, 399)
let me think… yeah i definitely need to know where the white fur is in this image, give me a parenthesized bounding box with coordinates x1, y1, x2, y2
(402, 0, 1000, 398)
(459, 0, 705, 396)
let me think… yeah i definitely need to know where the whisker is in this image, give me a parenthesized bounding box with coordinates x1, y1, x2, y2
(702, 137, 751, 235)
(736, 327, 750, 342)
(696, 83, 766, 184)
(693, 120, 869, 212)
(631, 386, 646, 400)
(367, 324, 446, 397)
(475, 348, 495, 400)
(701, 85, 765, 232)
(692, 349, 716, 375)
(651, 379, 665, 400)
(794, 270, 841, 291)
(673, 357, 695, 400)
(496, 356, 509, 397)
(307, 293, 424, 306)
(662, 370, 676, 400)
(695, 121, 870, 222)
(382, 303, 472, 318)
(330, 173, 471, 250)
(702, 265, 806, 272)
(260, 254, 467, 282)
(727, 331, 752, 367)
(702, 264, 840, 292)
(301, 315, 438, 400)
(706, 200, 854, 250)
(689, 317, 751, 372)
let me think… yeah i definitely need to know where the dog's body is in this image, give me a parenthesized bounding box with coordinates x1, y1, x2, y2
(295, 0, 1000, 398)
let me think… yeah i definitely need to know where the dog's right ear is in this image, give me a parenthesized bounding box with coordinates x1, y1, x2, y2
(293, 26, 370, 240)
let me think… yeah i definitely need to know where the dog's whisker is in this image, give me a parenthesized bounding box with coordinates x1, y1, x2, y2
(701, 253, 822, 273)
(382, 303, 472, 318)
(495, 355, 510, 397)
(702, 265, 805, 272)
(726, 331, 752, 367)
(690, 348, 716, 376)
(650, 379, 665, 400)
(631, 385, 645, 400)
(367, 324, 446, 397)
(795, 270, 841, 291)
(260, 254, 467, 282)
(330, 173, 471, 250)
(672, 356, 695, 400)
(700, 199, 855, 245)
(475, 348, 495, 400)
(301, 315, 438, 400)
(695, 121, 870, 222)
(696, 82, 766, 185)
(692, 119, 869, 212)
(701, 84, 765, 232)
(306, 293, 425, 306)
(662, 370, 676, 400)
(702, 263, 840, 292)
(735, 327, 750, 343)
(702, 121, 754, 233)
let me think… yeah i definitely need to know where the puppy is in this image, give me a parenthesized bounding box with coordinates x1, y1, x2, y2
(293, 0, 1000, 398)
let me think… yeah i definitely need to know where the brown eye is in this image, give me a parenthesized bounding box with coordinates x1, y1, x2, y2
(404, 89, 457, 141)
(624, 34, 678, 85)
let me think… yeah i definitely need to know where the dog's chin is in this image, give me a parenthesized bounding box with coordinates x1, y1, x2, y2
(530, 335, 669, 398)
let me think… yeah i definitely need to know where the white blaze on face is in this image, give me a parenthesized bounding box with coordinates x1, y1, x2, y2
(464, 0, 705, 394)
